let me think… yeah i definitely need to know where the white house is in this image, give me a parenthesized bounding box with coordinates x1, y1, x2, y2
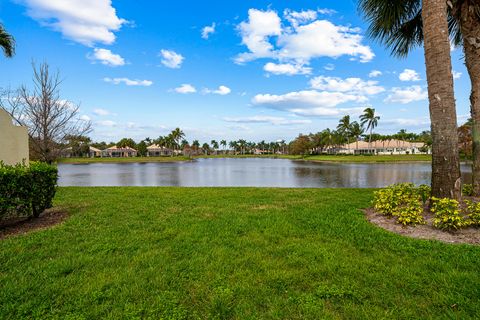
(102, 146, 138, 157)
(146, 144, 173, 157)
(336, 139, 429, 155)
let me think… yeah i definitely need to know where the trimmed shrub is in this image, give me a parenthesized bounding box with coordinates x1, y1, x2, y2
(372, 183, 425, 226)
(395, 198, 425, 226)
(464, 200, 480, 227)
(0, 162, 58, 220)
(430, 197, 467, 231)
(417, 184, 431, 205)
(462, 184, 474, 197)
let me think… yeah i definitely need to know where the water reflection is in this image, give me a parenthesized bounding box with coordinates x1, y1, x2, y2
(58, 158, 472, 188)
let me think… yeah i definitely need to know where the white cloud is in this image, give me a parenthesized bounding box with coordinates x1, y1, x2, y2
(284, 9, 318, 28)
(399, 69, 421, 81)
(369, 70, 382, 78)
(324, 63, 335, 71)
(383, 117, 430, 127)
(80, 115, 91, 121)
(309, 76, 385, 95)
(263, 62, 312, 76)
(93, 108, 111, 116)
(201, 23, 216, 39)
(277, 20, 374, 63)
(203, 85, 231, 95)
(385, 86, 428, 104)
(98, 120, 116, 127)
(88, 48, 125, 66)
(103, 77, 153, 86)
(453, 71, 462, 79)
(20, 0, 126, 46)
(252, 90, 367, 117)
(159, 49, 184, 69)
(224, 115, 312, 125)
(235, 9, 282, 63)
(174, 84, 197, 94)
(235, 9, 374, 65)
(317, 8, 337, 15)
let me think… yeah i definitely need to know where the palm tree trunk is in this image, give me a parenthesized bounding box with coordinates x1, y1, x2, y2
(369, 128, 372, 154)
(460, 2, 480, 196)
(422, 0, 461, 199)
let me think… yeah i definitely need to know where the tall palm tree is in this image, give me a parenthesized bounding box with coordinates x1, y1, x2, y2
(423, 0, 461, 198)
(359, 0, 466, 198)
(360, 107, 380, 154)
(220, 140, 227, 152)
(350, 121, 365, 152)
(337, 115, 351, 154)
(211, 140, 219, 155)
(0, 24, 15, 57)
(169, 128, 185, 156)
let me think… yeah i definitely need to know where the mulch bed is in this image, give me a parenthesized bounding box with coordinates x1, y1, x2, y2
(364, 208, 480, 245)
(0, 208, 68, 240)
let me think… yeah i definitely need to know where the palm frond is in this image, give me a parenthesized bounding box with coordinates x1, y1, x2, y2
(0, 24, 15, 57)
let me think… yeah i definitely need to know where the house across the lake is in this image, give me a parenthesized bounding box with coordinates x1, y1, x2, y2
(61, 146, 102, 158)
(146, 144, 173, 157)
(335, 139, 429, 155)
(102, 146, 138, 157)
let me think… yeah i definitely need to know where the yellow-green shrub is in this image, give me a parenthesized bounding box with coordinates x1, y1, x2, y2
(417, 184, 431, 205)
(462, 184, 474, 197)
(464, 200, 480, 227)
(395, 198, 425, 226)
(372, 183, 425, 226)
(430, 197, 467, 230)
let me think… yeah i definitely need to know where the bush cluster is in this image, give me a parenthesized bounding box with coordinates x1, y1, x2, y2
(430, 197, 466, 230)
(0, 162, 58, 220)
(373, 183, 427, 226)
(373, 183, 480, 231)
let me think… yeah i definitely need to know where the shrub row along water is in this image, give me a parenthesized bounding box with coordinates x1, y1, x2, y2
(0, 162, 58, 220)
(373, 183, 480, 230)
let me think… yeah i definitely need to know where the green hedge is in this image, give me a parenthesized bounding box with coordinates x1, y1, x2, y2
(0, 162, 58, 220)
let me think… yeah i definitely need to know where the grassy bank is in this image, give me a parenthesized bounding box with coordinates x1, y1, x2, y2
(58, 156, 192, 164)
(197, 154, 432, 162)
(285, 154, 431, 162)
(59, 154, 432, 164)
(1, 188, 479, 319)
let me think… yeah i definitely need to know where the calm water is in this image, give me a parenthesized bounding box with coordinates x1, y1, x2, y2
(58, 158, 472, 188)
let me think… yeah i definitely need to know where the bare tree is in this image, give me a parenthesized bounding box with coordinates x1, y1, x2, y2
(0, 62, 91, 163)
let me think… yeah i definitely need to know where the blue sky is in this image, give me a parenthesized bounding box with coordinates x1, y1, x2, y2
(0, 0, 471, 143)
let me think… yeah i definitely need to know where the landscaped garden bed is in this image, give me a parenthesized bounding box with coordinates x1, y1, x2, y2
(367, 183, 480, 245)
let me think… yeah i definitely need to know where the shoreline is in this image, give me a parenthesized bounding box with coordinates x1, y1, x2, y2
(57, 154, 434, 165)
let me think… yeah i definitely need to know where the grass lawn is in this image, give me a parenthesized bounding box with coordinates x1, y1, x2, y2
(58, 156, 192, 164)
(62, 154, 433, 164)
(293, 154, 432, 163)
(195, 154, 432, 162)
(1, 188, 479, 319)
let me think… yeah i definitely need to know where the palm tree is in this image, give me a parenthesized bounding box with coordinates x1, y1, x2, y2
(360, 107, 380, 154)
(350, 121, 365, 152)
(229, 141, 237, 154)
(169, 128, 185, 156)
(202, 143, 210, 155)
(220, 140, 227, 153)
(337, 115, 351, 154)
(359, 0, 464, 198)
(211, 140, 219, 155)
(0, 24, 15, 57)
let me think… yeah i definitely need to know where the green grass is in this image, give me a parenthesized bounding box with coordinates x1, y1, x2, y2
(59, 154, 432, 164)
(198, 154, 432, 162)
(58, 156, 192, 164)
(1, 188, 478, 319)
(296, 154, 432, 162)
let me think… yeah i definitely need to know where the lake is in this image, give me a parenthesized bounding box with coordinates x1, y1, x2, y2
(57, 158, 472, 188)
